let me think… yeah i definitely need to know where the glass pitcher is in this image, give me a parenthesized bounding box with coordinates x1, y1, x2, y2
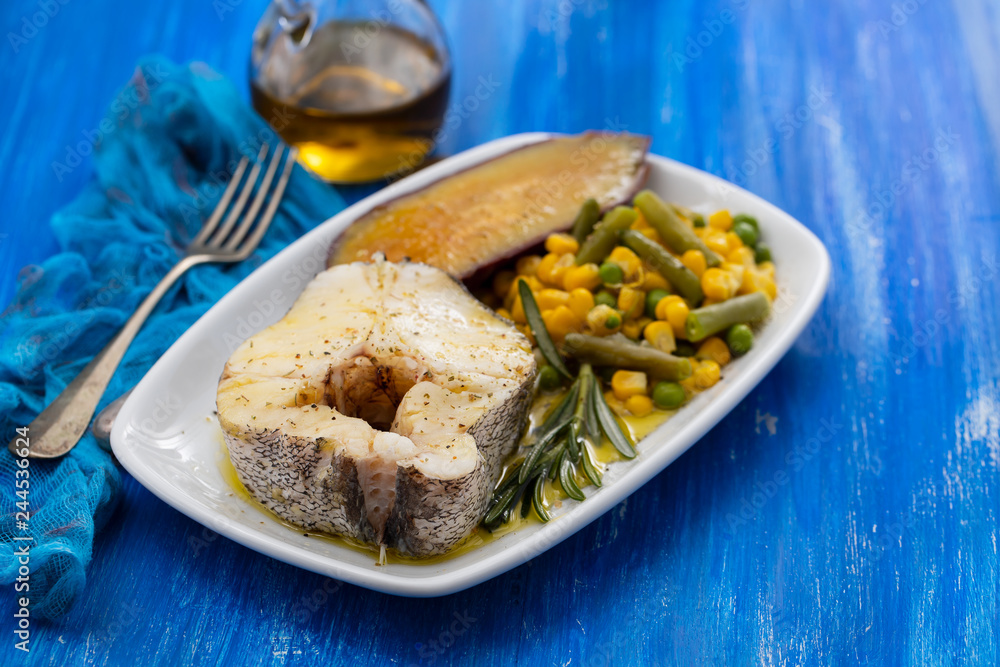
(250, 0, 451, 183)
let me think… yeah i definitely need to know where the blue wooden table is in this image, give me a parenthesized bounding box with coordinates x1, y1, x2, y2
(3, 1, 999, 665)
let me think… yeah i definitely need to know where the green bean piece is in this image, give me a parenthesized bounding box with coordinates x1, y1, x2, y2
(652, 381, 686, 409)
(599, 261, 624, 285)
(684, 292, 770, 342)
(732, 221, 758, 247)
(733, 213, 759, 231)
(692, 213, 706, 228)
(645, 288, 671, 318)
(620, 230, 704, 305)
(559, 457, 586, 501)
(633, 190, 723, 266)
(726, 323, 754, 355)
(518, 279, 572, 378)
(571, 198, 601, 243)
(575, 206, 638, 265)
(591, 377, 637, 458)
(754, 244, 772, 264)
(564, 333, 693, 380)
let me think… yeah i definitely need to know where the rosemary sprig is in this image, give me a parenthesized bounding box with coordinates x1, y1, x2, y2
(484, 361, 635, 529)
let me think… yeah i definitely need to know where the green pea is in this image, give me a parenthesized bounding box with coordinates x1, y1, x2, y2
(733, 213, 759, 231)
(754, 243, 772, 264)
(538, 365, 562, 390)
(692, 214, 706, 228)
(732, 221, 758, 248)
(673, 341, 696, 357)
(599, 261, 625, 285)
(726, 324, 754, 355)
(594, 290, 617, 308)
(645, 288, 671, 318)
(604, 313, 622, 329)
(652, 381, 686, 409)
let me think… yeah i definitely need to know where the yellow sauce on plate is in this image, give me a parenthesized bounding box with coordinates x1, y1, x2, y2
(217, 393, 673, 565)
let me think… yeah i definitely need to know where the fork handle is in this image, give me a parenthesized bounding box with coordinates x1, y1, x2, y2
(9, 255, 205, 458)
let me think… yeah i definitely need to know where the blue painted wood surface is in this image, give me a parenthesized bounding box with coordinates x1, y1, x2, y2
(3, 0, 999, 665)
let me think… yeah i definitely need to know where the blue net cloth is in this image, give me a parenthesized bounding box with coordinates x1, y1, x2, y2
(0, 58, 344, 620)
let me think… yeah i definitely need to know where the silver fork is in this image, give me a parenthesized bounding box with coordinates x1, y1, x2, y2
(9, 143, 298, 459)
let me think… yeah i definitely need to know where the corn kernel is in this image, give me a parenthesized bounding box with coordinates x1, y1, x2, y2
(603, 390, 627, 417)
(496, 307, 513, 321)
(737, 268, 759, 296)
(608, 246, 643, 279)
(535, 253, 560, 284)
(702, 268, 735, 301)
(567, 288, 595, 320)
(692, 359, 721, 388)
(702, 228, 730, 256)
(536, 288, 571, 311)
(586, 304, 621, 335)
(542, 253, 576, 287)
(617, 286, 644, 319)
(493, 270, 516, 300)
(642, 271, 669, 291)
(725, 231, 744, 253)
(644, 320, 677, 353)
(563, 263, 602, 291)
(508, 276, 541, 302)
(625, 394, 654, 417)
(655, 294, 690, 333)
(510, 295, 526, 323)
(541, 305, 581, 342)
(516, 323, 535, 345)
(696, 337, 731, 366)
(681, 249, 707, 278)
(622, 319, 646, 340)
(639, 228, 661, 242)
(632, 207, 650, 229)
(611, 370, 648, 400)
(708, 209, 733, 231)
(516, 255, 542, 276)
(760, 276, 777, 300)
(722, 262, 746, 293)
(726, 246, 755, 268)
(544, 233, 579, 255)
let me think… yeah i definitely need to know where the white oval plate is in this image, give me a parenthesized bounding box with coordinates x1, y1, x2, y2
(112, 132, 830, 596)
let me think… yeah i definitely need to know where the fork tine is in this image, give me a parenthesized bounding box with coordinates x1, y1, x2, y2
(230, 147, 298, 259)
(190, 154, 249, 247)
(223, 144, 292, 252)
(207, 143, 270, 248)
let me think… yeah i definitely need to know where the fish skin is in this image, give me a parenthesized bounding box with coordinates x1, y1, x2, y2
(217, 259, 536, 556)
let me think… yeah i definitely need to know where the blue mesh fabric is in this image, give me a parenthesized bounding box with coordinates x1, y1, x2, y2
(0, 58, 344, 620)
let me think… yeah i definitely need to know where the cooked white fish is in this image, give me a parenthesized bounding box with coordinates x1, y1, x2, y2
(217, 258, 536, 557)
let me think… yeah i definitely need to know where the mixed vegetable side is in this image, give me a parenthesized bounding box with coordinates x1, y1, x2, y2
(477, 190, 777, 528)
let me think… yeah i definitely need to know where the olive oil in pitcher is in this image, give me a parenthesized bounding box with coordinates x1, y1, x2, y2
(250, 2, 451, 183)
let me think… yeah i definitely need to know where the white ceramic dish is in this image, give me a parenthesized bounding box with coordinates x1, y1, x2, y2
(112, 132, 830, 596)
